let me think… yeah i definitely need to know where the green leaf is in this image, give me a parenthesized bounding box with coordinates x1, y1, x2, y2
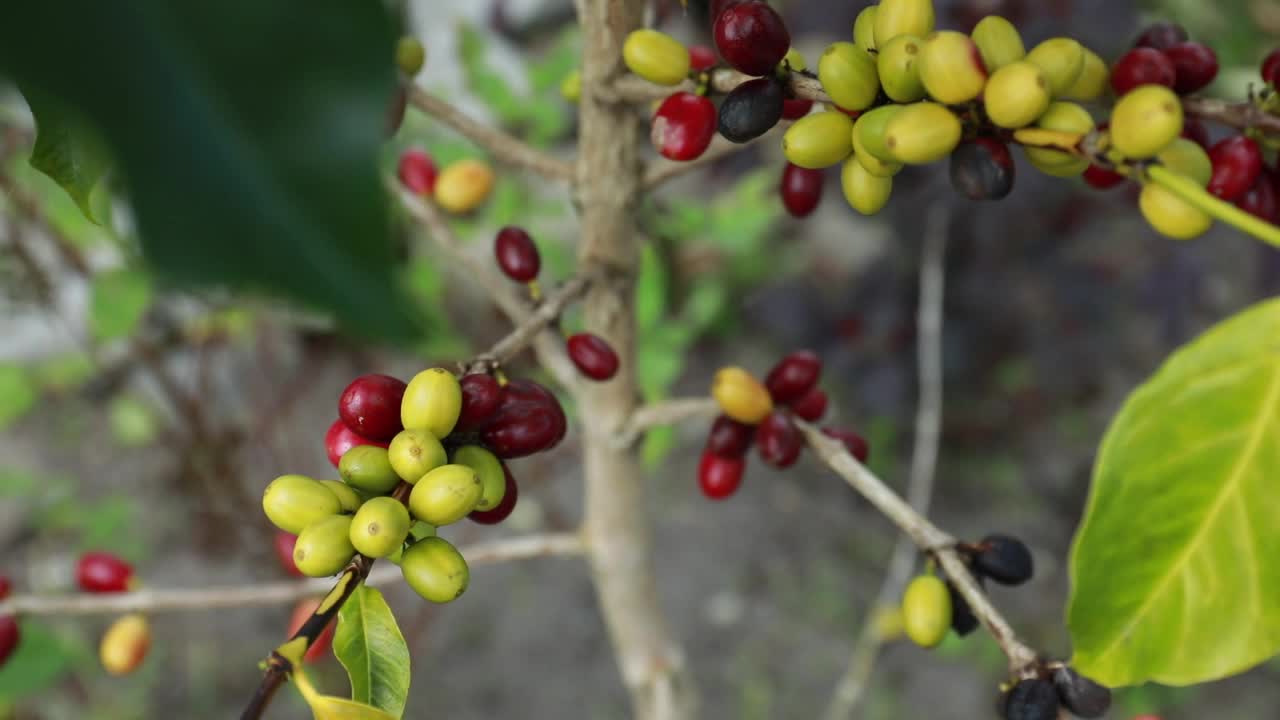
(108, 394, 159, 447)
(636, 245, 667, 332)
(642, 424, 676, 469)
(335, 586, 410, 718)
(24, 88, 110, 224)
(307, 696, 398, 720)
(0, 365, 37, 430)
(0, 622, 84, 700)
(1068, 297, 1280, 686)
(0, 1, 416, 341)
(89, 268, 152, 341)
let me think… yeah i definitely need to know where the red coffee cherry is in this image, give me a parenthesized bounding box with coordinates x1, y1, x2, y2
(566, 333, 620, 381)
(1207, 136, 1263, 201)
(822, 427, 870, 463)
(397, 148, 438, 195)
(494, 226, 541, 282)
(274, 531, 303, 578)
(713, 1, 791, 77)
(706, 415, 754, 458)
(709, 0, 745, 23)
(0, 575, 10, 601)
(481, 381, 567, 458)
(780, 163, 824, 218)
(1263, 48, 1280, 85)
(652, 92, 717, 162)
(76, 552, 134, 593)
(1083, 164, 1126, 190)
(1164, 42, 1218, 94)
(1181, 117, 1211, 149)
(718, 77, 785, 143)
(790, 388, 828, 422)
(456, 373, 503, 431)
(0, 615, 18, 668)
(338, 374, 406, 441)
(689, 44, 717, 72)
(324, 418, 388, 469)
(764, 350, 822, 403)
(287, 597, 336, 663)
(781, 98, 813, 120)
(698, 451, 745, 500)
(470, 462, 519, 525)
(1235, 170, 1279, 223)
(1110, 48, 1175, 95)
(755, 410, 802, 468)
(949, 138, 1015, 201)
(1134, 22, 1189, 50)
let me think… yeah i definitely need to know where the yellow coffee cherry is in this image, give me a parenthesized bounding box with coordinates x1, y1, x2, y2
(263, 474, 342, 535)
(622, 29, 690, 86)
(902, 574, 952, 648)
(560, 69, 582, 103)
(1025, 38, 1085, 96)
(1110, 84, 1183, 159)
(918, 31, 988, 105)
(983, 61, 1050, 129)
(387, 428, 448, 484)
(452, 445, 506, 511)
(1156, 138, 1212, 185)
(841, 157, 893, 215)
(877, 35, 926, 103)
(856, 105, 905, 162)
(854, 6, 878, 52)
(320, 480, 363, 513)
(818, 42, 880, 112)
(1024, 102, 1094, 176)
(1139, 184, 1213, 240)
(396, 36, 426, 77)
(401, 367, 462, 439)
(853, 112, 903, 177)
(100, 613, 150, 676)
(338, 445, 400, 495)
(874, 0, 935, 48)
(433, 159, 494, 214)
(349, 496, 412, 559)
(401, 537, 469, 603)
(1065, 49, 1108, 101)
(408, 464, 483, 527)
(883, 102, 961, 164)
(782, 47, 807, 72)
(293, 515, 356, 577)
(783, 110, 855, 169)
(971, 15, 1024, 71)
(711, 366, 773, 424)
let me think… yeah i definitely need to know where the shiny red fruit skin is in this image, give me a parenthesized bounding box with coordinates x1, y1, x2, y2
(324, 418, 388, 468)
(456, 373, 503, 431)
(480, 381, 567, 458)
(791, 388, 827, 421)
(652, 92, 717, 162)
(1083, 164, 1126, 190)
(566, 333, 620, 381)
(713, 1, 791, 77)
(1235, 170, 1280, 223)
(755, 411, 802, 468)
(822, 427, 870, 463)
(689, 44, 717, 72)
(764, 350, 822, 403)
(780, 163, 824, 218)
(0, 615, 18, 667)
(1134, 22, 1188, 50)
(0, 575, 10, 601)
(709, 0, 746, 24)
(1181, 117, 1211, 149)
(781, 98, 813, 120)
(470, 463, 519, 524)
(274, 532, 303, 578)
(698, 451, 745, 500)
(1207, 136, 1263, 201)
(76, 552, 134, 593)
(338, 374, 406, 441)
(706, 415, 754, 458)
(397, 149, 437, 195)
(288, 598, 335, 663)
(1111, 48, 1176, 95)
(1164, 42, 1218, 94)
(494, 226, 541, 282)
(1263, 48, 1280, 86)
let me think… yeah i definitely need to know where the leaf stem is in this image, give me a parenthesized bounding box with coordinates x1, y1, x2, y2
(1146, 165, 1280, 247)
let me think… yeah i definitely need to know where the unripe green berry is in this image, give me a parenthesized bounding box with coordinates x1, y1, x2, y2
(401, 536, 469, 603)
(1065, 50, 1109, 101)
(853, 6, 878, 53)
(622, 29, 690, 87)
(408, 464, 483, 527)
(853, 112, 903, 177)
(293, 515, 356, 577)
(783, 110, 854, 169)
(401, 368, 463, 439)
(855, 105, 904, 163)
(970, 15, 1024, 71)
(841, 157, 893, 215)
(451, 445, 507, 511)
(877, 35, 926, 103)
(387, 428, 447, 484)
(883, 102, 961, 164)
(781, 47, 807, 72)
(983, 61, 1051, 129)
(902, 574, 952, 648)
(1024, 101, 1094, 176)
(818, 42, 880, 112)
(1140, 184, 1212, 240)
(560, 70, 581, 103)
(873, 0, 934, 49)
(320, 480, 362, 513)
(338, 445, 400, 495)
(396, 36, 425, 77)
(918, 31, 987, 105)
(1025, 37, 1085, 96)
(1155, 138, 1212, 186)
(263, 474, 342, 534)
(1110, 84, 1183, 159)
(349, 496, 412, 558)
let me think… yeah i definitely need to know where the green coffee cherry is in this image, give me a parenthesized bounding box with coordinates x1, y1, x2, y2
(983, 61, 1050, 129)
(883, 102, 961, 164)
(1156, 138, 1212, 186)
(853, 6, 878, 53)
(401, 536, 469, 603)
(349, 496, 412, 558)
(783, 111, 854, 169)
(841, 157, 893, 215)
(263, 474, 342, 534)
(452, 445, 506, 511)
(1110, 84, 1182, 159)
(971, 15, 1024, 71)
(853, 112, 903, 177)
(874, 0, 934, 49)
(293, 515, 356, 577)
(320, 480, 362, 513)
(1024, 101, 1094, 176)
(855, 105, 904, 162)
(387, 428, 447, 484)
(818, 42, 879, 112)
(1025, 37, 1085, 96)
(560, 70, 582, 103)
(338, 445, 400, 495)
(396, 36, 426, 77)
(877, 35, 925, 103)
(782, 48, 807, 72)
(401, 367, 463, 439)
(1065, 50, 1108, 101)
(622, 29, 690, 86)
(411, 521, 437, 539)
(902, 574, 952, 648)
(1139, 184, 1212, 240)
(918, 31, 987, 105)
(408, 464, 483, 527)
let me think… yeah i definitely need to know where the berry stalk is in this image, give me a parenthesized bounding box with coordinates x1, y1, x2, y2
(1147, 164, 1280, 246)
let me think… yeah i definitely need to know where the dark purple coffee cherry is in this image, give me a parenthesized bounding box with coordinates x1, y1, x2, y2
(494, 226, 541, 282)
(755, 410, 802, 468)
(718, 77, 785, 143)
(973, 534, 1034, 586)
(706, 415, 754, 459)
(949, 138, 1015, 201)
(1002, 678, 1059, 720)
(1052, 665, 1112, 719)
(947, 580, 979, 637)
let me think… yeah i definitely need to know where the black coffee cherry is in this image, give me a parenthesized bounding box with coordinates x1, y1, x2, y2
(1002, 678, 1059, 720)
(973, 534, 1033, 586)
(947, 580, 979, 637)
(949, 138, 1014, 201)
(1052, 665, 1111, 719)
(718, 77, 785, 143)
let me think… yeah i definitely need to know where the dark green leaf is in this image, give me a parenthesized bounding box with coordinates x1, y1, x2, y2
(24, 88, 110, 224)
(89, 268, 151, 341)
(335, 586, 410, 717)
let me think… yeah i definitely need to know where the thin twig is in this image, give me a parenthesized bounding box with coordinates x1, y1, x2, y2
(1183, 95, 1280, 134)
(606, 69, 831, 105)
(405, 84, 574, 181)
(824, 205, 950, 720)
(464, 274, 591, 375)
(642, 127, 780, 190)
(614, 397, 718, 448)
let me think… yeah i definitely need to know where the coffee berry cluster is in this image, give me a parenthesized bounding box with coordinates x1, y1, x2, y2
(618, 0, 1280, 242)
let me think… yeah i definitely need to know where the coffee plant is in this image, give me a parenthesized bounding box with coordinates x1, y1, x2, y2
(0, 0, 1279, 718)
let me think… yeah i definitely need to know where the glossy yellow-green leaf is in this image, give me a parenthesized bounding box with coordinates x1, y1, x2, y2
(335, 586, 410, 718)
(308, 697, 397, 720)
(1068, 298, 1280, 686)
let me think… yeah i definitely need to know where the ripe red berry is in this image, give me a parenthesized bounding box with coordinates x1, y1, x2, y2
(324, 418, 388, 468)
(706, 415, 754, 458)
(790, 388, 828, 421)
(397, 148, 437, 195)
(651, 92, 718, 161)
(274, 531, 303, 578)
(780, 163, 824, 218)
(76, 552, 134, 593)
(1235, 170, 1279, 223)
(480, 380, 567, 458)
(1207, 136, 1263, 201)
(764, 350, 822, 403)
(822, 427, 869, 463)
(781, 98, 813, 120)
(0, 575, 10, 601)
(1164, 42, 1218, 94)
(697, 451, 745, 499)
(1110, 48, 1176, 95)
(566, 333, 620, 381)
(1181, 117, 1211, 149)
(1263, 48, 1280, 85)
(0, 615, 18, 668)
(689, 44, 717, 72)
(949, 138, 1015, 201)
(709, 0, 745, 23)
(456, 373, 503, 431)
(755, 410, 802, 468)
(470, 462, 520, 524)
(713, 1, 791, 77)
(718, 77, 785, 143)
(338, 374, 406, 441)
(1083, 164, 1126, 190)
(1134, 22, 1188, 50)
(494, 226, 541, 282)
